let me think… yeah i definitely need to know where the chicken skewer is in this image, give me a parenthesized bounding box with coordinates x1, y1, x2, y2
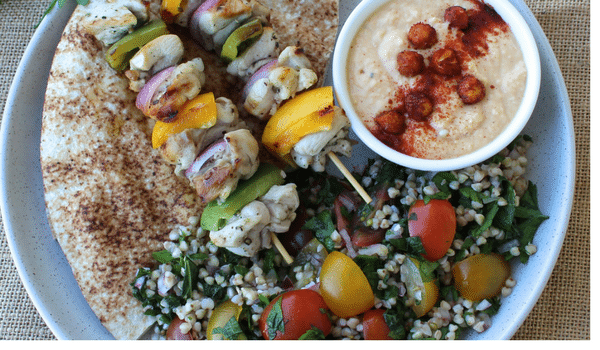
(80, 1, 356, 262)
(201, 163, 298, 262)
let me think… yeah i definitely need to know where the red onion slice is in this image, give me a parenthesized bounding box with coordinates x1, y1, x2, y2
(189, 0, 220, 45)
(242, 59, 277, 99)
(184, 138, 228, 178)
(136, 66, 175, 115)
(339, 228, 357, 258)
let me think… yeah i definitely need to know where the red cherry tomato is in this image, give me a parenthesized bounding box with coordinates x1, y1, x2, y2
(408, 199, 456, 261)
(259, 289, 331, 340)
(362, 309, 392, 340)
(166, 317, 194, 340)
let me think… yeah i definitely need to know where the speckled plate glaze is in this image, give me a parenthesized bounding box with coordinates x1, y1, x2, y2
(0, 0, 574, 340)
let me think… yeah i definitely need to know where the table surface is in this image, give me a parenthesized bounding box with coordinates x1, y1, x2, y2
(0, 0, 590, 340)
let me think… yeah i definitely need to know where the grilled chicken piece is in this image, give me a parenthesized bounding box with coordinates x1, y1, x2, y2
(209, 201, 270, 257)
(210, 183, 300, 257)
(187, 129, 260, 204)
(244, 46, 318, 120)
(146, 58, 206, 121)
(192, 0, 253, 51)
(227, 27, 279, 79)
(260, 183, 300, 234)
(174, 0, 204, 27)
(125, 34, 185, 92)
(81, 0, 148, 46)
(160, 97, 245, 176)
(290, 107, 353, 172)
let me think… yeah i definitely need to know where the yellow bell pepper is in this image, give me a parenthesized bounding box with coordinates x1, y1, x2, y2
(152, 92, 217, 149)
(160, 0, 184, 23)
(262, 86, 335, 157)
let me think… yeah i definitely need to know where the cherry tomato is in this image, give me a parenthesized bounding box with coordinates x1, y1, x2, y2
(362, 309, 392, 340)
(452, 253, 511, 301)
(259, 289, 331, 340)
(404, 257, 439, 318)
(351, 226, 386, 247)
(408, 199, 456, 261)
(206, 301, 246, 340)
(319, 251, 374, 318)
(166, 317, 194, 340)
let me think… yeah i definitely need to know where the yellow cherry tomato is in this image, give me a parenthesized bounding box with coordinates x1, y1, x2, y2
(262, 86, 335, 157)
(404, 257, 439, 318)
(319, 251, 374, 318)
(206, 300, 246, 340)
(152, 92, 217, 149)
(452, 253, 510, 302)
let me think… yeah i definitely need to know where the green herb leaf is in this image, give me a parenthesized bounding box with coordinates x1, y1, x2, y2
(219, 248, 243, 264)
(188, 252, 208, 261)
(212, 315, 245, 340)
(459, 187, 482, 204)
(181, 256, 198, 299)
(298, 327, 326, 340)
(470, 202, 499, 237)
(258, 294, 271, 308)
(303, 211, 336, 252)
(266, 297, 285, 340)
(202, 283, 225, 302)
(406, 236, 426, 254)
(262, 248, 277, 275)
(375, 160, 405, 186)
(353, 255, 383, 293)
(493, 178, 516, 231)
(234, 265, 250, 276)
(423, 191, 450, 204)
(383, 309, 406, 340)
(415, 257, 439, 283)
(152, 250, 175, 264)
(316, 176, 346, 206)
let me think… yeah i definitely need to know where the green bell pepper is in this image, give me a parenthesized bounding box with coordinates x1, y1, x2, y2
(220, 18, 263, 62)
(105, 19, 169, 71)
(201, 163, 284, 231)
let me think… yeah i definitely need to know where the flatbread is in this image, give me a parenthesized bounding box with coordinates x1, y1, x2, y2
(40, 4, 204, 339)
(40, 0, 338, 340)
(260, 0, 339, 83)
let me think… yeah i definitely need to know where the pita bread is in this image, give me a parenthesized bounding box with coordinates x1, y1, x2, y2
(260, 0, 339, 84)
(41, 3, 205, 339)
(40, 0, 338, 340)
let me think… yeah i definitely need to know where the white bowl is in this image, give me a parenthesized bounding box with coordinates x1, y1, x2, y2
(333, 0, 541, 171)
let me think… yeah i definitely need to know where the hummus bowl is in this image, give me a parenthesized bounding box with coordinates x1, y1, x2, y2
(333, 0, 541, 171)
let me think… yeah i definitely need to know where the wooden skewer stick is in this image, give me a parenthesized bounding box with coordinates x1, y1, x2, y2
(270, 152, 372, 265)
(271, 232, 294, 265)
(327, 151, 372, 204)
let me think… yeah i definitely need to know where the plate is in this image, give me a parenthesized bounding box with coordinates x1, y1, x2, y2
(0, 0, 575, 340)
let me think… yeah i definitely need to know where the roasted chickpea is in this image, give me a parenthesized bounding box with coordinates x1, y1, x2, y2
(430, 48, 461, 76)
(444, 6, 469, 30)
(374, 109, 406, 134)
(457, 74, 486, 104)
(407, 23, 438, 49)
(397, 50, 425, 77)
(405, 92, 434, 121)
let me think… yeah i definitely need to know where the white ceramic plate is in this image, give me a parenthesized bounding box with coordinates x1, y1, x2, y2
(0, 0, 574, 340)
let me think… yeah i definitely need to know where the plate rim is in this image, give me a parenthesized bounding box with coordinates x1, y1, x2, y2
(0, 0, 576, 340)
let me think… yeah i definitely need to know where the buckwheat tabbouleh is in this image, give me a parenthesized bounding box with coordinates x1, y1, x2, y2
(132, 135, 547, 340)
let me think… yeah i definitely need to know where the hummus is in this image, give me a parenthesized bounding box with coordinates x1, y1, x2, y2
(347, 0, 527, 159)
